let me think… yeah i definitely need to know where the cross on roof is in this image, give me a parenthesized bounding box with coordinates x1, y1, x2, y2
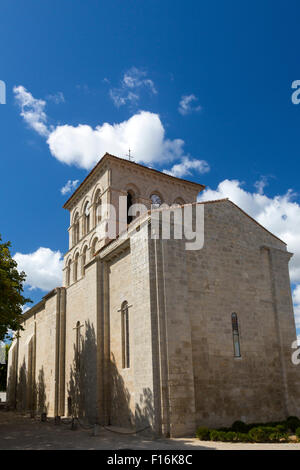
(126, 147, 133, 161)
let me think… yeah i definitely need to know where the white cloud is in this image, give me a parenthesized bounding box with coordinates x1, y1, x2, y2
(14, 247, 63, 292)
(13, 85, 50, 137)
(163, 157, 210, 178)
(47, 110, 189, 169)
(109, 89, 139, 107)
(14, 86, 198, 171)
(109, 67, 157, 107)
(123, 67, 157, 94)
(60, 179, 79, 195)
(254, 176, 270, 195)
(46, 91, 65, 104)
(178, 94, 202, 116)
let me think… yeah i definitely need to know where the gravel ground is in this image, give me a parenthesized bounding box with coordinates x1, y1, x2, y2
(1, 409, 300, 450)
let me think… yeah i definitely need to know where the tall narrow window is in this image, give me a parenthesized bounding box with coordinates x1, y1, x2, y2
(73, 253, 79, 282)
(95, 191, 102, 225)
(73, 213, 80, 245)
(66, 259, 71, 286)
(83, 202, 90, 235)
(231, 313, 241, 357)
(91, 237, 98, 256)
(81, 246, 88, 276)
(121, 301, 130, 368)
(127, 192, 134, 224)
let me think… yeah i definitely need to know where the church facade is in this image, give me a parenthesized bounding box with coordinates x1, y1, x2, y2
(7, 153, 300, 437)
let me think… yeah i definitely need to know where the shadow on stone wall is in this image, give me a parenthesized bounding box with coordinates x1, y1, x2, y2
(135, 387, 155, 431)
(36, 366, 48, 414)
(67, 320, 97, 423)
(109, 361, 155, 433)
(109, 353, 133, 428)
(7, 322, 155, 433)
(6, 360, 48, 414)
(67, 321, 155, 433)
(109, 355, 155, 433)
(16, 359, 27, 410)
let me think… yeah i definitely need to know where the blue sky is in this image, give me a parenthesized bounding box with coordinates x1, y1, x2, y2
(1, 1, 300, 333)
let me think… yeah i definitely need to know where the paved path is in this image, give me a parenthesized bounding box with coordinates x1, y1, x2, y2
(1, 410, 300, 450)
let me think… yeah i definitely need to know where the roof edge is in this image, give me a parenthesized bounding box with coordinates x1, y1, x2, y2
(226, 199, 287, 245)
(21, 287, 64, 322)
(63, 152, 205, 209)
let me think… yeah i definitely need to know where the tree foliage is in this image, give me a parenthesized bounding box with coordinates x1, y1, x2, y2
(0, 234, 31, 341)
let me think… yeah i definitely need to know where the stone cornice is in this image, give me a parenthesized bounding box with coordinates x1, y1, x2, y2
(109, 155, 204, 191)
(63, 153, 205, 211)
(63, 163, 108, 212)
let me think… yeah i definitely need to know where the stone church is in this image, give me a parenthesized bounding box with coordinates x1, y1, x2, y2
(7, 152, 300, 437)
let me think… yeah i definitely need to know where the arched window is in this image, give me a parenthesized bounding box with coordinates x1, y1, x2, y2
(94, 190, 102, 226)
(73, 213, 80, 245)
(83, 202, 90, 235)
(121, 301, 130, 368)
(173, 197, 185, 206)
(81, 245, 88, 276)
(151, 193, 162, 209)
(91, 237, 98, 256)
(66, 259, 71, 287)
(127, 191, 134, 224)
(73, 253, 79, 282)
(231, 313, 241, 357)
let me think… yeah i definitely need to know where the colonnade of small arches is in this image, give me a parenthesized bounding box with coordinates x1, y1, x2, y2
(65, 184, 186, 287)
(65, 235, 99, 287)
(71, 185, 103, 246)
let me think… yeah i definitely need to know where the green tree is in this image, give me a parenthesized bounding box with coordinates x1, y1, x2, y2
(0, 343, 10, 391)
(0, 234, 31, 341)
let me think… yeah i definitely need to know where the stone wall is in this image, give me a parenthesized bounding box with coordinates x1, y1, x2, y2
(107, 245, 135, 427)
(64, 260, 98, 422)
(148, 200, 300, 434)
(63, 154, 203, 291)
(7, 197, 299, 438)
(102, 222, 158, 432)
(6, 291, 59, 415)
